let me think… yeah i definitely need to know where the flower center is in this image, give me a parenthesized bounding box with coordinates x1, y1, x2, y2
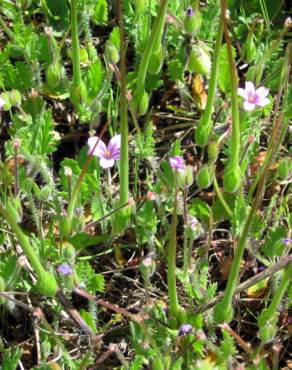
(105, 149, 111, 159)
(248, 94, 256, 103)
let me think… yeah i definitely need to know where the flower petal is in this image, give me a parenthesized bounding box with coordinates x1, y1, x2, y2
(108, 134, 121, 151)
(245, 81, 255, 95)
(88, 136, 107, 158)
(238, 87, 247, 99)
(99, 158, 115, 169)
(255, 86, 269, 98)
(243, 101, 256, 111)
(256, 97, 270, 107)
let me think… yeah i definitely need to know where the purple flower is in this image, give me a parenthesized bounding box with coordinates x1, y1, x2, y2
(169, 156, 185, 171)
(178, 324, 193, 336)
(238, 81, 270, 111)
(282, 238, 291, 246)
(0, 96, 6, 110)
(186, 6, 194, 16)
(57, 263, 72, 276)
(88, 135, 121, 169)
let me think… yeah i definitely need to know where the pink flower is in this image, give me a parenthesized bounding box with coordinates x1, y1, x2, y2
(169, 156, 185, 171)
(238, 81, 270, 111)
(88, 135, 121, 169)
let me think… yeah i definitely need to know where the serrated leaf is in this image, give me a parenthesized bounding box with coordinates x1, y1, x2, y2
(92, 0, 108, 25)
(109, 27, 120, 49)
(83, 58, 104, 101)
(189, 198, 211, 227)
(167, 59, 184, 81)
(261, 226, 287, 257)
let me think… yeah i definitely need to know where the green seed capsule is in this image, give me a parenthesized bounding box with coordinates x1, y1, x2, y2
(46, 61, 61, 88)
(177, 165, 194, 188)
(188, 43, 211, 76)
(195, 119, 212, 147)
(0, 276, 5, 304)
(196, 165, 213, 189)
(20, 0, 32, 9)
(277, 157, 292, 180)
(105, 42, 120, 64)
(133, 90, 149, 116)
(148, 48, 163, 75)
(207, 141, 219, 163)
(214, 301, 234, 323)
(37, 272, 58, 297)
(223, 165, 241, 193)
(70, 81, 88, 107)
(259, 323, 277, 343)
(9, 89, 22, 107)
(113, 206, 132, 235)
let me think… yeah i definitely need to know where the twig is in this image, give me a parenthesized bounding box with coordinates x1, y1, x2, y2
(219, 323, 252, 353)
(193, 256, 292, 313)
(73, 287, 145, 323)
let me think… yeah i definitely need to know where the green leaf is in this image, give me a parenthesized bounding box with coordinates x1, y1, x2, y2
(83, 58, 104, 101)
(109, 27, 121, 50)
(167, 59, 184, 81)
(46, 0, 70, 31)
(261, 226, 287, 257)
(79, 309, 97, 333)
(92, 0, 108, 25)
(69, 232, 106, 251)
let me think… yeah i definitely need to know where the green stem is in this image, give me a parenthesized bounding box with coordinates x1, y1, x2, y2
(135, 0, 169, 95)
(213, 174, 233, 218)
(195, 17, 223, 146)
(221, 1, 240, 168)
(167, 176, 180, 317)
(118, 0, 129, 205)
(70, 0, 81, 87)
(263, 264, 292, 320)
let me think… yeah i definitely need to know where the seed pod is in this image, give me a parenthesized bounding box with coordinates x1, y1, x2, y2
(105, 42, 120, 64)
(9, 89, 22, 107)
(0, 276, 5, 304)
(37, 272, 58, 297)
(184, 7, 202, 35)
(113, 206, 132, 235)
(277, 157, 292, 180)
(207, 140, 219, 163)
(133, 90, 149, 116)
(177, 165, 194, 188)
(46, 61, 61, 88)
(195, 118, 212, 147)
(223, 165, 241, 193)
(196, 165, 213, 189)
(70, 81, 88, 107)
(188, 43, 211, 76)
(1, 92, 12, 111)
(148, 48, 163, 75)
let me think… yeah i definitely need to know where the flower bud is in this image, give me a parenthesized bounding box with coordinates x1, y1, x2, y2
(70, 81, 88, 107)
(140, 253, 156, 279)
(38, 185, 51, 202)
(133, 89, 149, 116)
(184, 7, 202, 35)
(207, 140, 219, 163)
(177, 165, 194, 188)
(148, 48, 163, 75)
(188, 43, 211, 76)
(223, 165, 241, 193)
(105, 42, 120, 64)
(196, 165, 213, 189)
(277, 157, 292, 180)
(195, 118, 212, 147)
(61, 242, 76, 264)
(184, 216, 202, 241)
(37, 272, 58, 297)
(9, 89, 22, 107)
(46, 61, 61, 88)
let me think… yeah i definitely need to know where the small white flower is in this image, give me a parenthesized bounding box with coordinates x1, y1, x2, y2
(238, 81, 270, 111)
